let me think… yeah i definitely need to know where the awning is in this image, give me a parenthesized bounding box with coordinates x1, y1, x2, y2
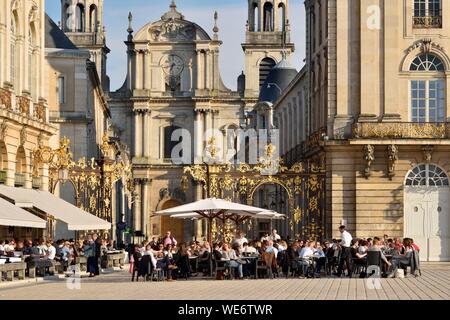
(0, 197, 46, 228)
(0, 186, 111, 231)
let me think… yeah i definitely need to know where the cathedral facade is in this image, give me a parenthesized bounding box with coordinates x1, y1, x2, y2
(109, 1, 294, 242)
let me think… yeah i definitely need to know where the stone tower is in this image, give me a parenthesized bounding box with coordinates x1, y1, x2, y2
(242, 0, 295, 99)
(60, 0, 110, 92)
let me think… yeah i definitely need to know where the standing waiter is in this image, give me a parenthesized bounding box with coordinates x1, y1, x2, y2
(92, 233, 101, 276)
(336, 225, 353, 277)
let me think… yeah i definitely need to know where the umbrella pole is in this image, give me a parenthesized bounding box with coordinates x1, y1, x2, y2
(208, 215, 213, 278)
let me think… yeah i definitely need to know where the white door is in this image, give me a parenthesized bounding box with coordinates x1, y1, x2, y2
(404, 164, 450, 262)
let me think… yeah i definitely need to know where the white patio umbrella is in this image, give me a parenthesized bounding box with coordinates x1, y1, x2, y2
(154, 198, 274, 245)
(154, 198, 283, 277)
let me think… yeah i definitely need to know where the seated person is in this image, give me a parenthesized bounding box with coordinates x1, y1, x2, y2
(298, 241, 315, 278)
(242, 242, 258, 256)
(314, 242, 327, 274)
(265, 240, 278, 259)
(368, 239, 391, 274)
(351, 239, 367, 263)
(358, 240, 369, 255)
(221, 243, 243, 279)
(388, 238, 414, 278)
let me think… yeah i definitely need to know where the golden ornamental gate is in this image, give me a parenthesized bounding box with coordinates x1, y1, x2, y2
(182, 141, 325, 243)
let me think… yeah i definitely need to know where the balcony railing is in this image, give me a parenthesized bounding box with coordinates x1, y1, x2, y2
(352, 122, 449, 139)
(33, 102, 46, 122)
(32, 176, 42, 189)
(14, 173, 25, 187)
(0, 88, 12, 110)
(413, 15, 442, 28)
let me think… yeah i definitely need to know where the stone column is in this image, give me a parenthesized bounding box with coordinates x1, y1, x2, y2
(142, 180, 149, 238)
(194, 109, 203, 163)
(142, 50, 148, 90)
(143, 110, 150, 158)
(134, 111, 143, 158)
(196, 50, 203, 90)
(133, 180, 142, 232)
(206, 50, 212, 90)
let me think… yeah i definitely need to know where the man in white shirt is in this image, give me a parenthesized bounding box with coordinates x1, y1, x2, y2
(233, 232, 248, 249)
(242, 242, 257, 255)
(46, 240, 56, 260)
(298, 241, 315, 278)
(337, 225, 353, 277)
(269, 229, 281, 242)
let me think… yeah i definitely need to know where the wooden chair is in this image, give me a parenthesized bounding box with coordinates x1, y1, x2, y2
(256, 252, 275, 279)
(366, 250, 382, 278)
(214, 259, 232, 280)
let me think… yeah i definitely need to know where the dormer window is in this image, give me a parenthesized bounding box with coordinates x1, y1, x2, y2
(413, 0, 442, 28)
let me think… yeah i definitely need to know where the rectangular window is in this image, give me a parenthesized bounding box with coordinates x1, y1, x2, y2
(414, 0, 426, 17)
(413, 0, 442, 28)
(411, 80, 445, 122)
(57, 76, 65, 104)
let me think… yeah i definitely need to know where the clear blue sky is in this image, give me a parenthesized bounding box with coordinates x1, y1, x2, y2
(46, 0, 306, 91)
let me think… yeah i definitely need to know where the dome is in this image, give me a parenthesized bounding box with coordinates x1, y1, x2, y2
(258, 58, 298, 103)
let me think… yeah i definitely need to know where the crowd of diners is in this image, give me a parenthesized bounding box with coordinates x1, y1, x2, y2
(0, 234, 118, 278)
(127, 226, 422, 281)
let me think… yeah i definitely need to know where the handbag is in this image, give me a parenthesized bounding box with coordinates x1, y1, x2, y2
(395, 269, 405, 278)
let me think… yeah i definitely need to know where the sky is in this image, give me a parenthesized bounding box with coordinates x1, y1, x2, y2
(46, 0, 306, 91)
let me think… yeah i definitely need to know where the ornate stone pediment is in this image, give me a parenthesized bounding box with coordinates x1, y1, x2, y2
(148, 20, 196, 42)
(407, 38, 445, 54)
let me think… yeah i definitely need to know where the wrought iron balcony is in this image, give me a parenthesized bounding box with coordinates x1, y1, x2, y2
(32, 176, 42, 189)
(352, 122, 449, 139)
(413, 15, 442, 28)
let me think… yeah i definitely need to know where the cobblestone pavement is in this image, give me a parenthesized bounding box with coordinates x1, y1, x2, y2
(0, 263, 449, 300)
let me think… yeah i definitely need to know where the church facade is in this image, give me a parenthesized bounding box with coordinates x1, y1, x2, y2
(109, 1, 294, 242)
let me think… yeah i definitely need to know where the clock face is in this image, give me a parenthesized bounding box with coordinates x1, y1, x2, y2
(161, 54, 184, 76)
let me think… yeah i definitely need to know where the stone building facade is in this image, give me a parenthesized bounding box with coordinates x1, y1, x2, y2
(44, 5, 131, 241)
(0, 0, 57, 239)
(268, 0, 450, 261)
(109, 1, 295, 242)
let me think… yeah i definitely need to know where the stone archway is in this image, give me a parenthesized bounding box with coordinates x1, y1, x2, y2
(160, 199, 185, 243)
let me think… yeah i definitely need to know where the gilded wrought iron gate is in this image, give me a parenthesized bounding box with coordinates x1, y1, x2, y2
(182, 144, 326, 242)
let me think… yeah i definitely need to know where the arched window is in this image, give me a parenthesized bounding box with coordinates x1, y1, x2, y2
(278, 3, 286, 31)
(0, 142, 7, 180)
(410, 54, 446, 123)
(75, 4, 85, 32)
(405, 164, 449, 187)
(63, 4, 71, 31)
(89, 4, 98, 32)
(163, 125, 182, 160)
(15, 146, 26, 187)
(10, 15, 17, 90)
(259, 57, 276, 89)
(263, 2, 274, 32)
(410, 53, 445, 71)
